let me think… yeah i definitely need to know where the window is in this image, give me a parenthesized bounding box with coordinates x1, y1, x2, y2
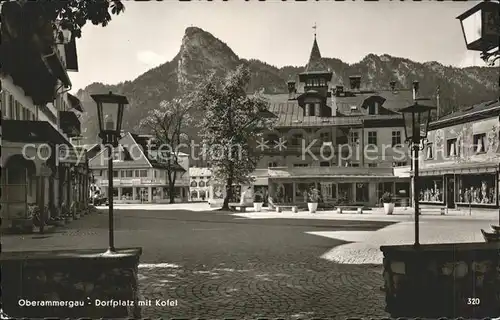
(393, 162, 407, 167)
(291, 134, 303, 146)
(368, 131, 377, 145)
(9, 94, 14, 119)
(293, 163, 308, 167)
(309, 103, 315, 116)
(426, 143, 434, 159)
(319, 78, 326, 86)
(320, 161, 330, 167)
(368, 103, 376, 115)
(126, 170, 133, 178)
(154, 170, 157, 178)
(113, 170, 119, 178)
(268, 162, 278, 168)
(392, 131, 401, 147)
(14, 101, 20, 120)
(1, 91, 6, 116)
(22, 108, 27, 120)
(135, 170, 140, 177)
(121, 171, 126, 178)
(349, 132, 359, 145)
(267, 134, 279, 145)
(199, 181, 206, 187)
(140, 170, 148, 177)
(368, 163, 378, 167)
(112, 150, 121, 161)
(350, 163, 360, 167)
(190, 180, 198, 187)
(319, 132, 330, 142)
(473, 133, 486, 154)
(447, 138, 457, 157)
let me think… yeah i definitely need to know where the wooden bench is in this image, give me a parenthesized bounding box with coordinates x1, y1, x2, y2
(229, 203, 253, 212)
(275, 205, 298, 213)
(336, 205, 365, 214)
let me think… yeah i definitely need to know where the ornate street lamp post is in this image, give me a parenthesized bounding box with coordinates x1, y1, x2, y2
(399, 100, 436, 246)
(457, 0, 500, 66)
(91, 92, 128, 254)
(457, 0, 500, 224)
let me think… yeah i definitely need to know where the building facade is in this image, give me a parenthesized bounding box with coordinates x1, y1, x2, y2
(0, 1, 89, 229)
(89, 132, 189, 203)
(420, 100, 500, 209)
(208, 35, 413, 207)
(189, 167, 212, 201)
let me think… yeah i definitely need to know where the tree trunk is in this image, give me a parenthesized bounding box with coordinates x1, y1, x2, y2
(168, 171, 177, 204)
(222, 176, 233, 210)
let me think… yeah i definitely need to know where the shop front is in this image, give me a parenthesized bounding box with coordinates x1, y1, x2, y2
(420, 162, 499, 209)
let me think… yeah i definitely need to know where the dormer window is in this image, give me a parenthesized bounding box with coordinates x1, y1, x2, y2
(368, 102, 378, 115)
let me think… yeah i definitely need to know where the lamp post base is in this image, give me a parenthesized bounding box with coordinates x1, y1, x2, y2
(103, 248, 116, 255)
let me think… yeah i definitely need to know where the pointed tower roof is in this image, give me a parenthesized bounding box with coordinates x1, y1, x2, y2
(303, 35, 330, 73)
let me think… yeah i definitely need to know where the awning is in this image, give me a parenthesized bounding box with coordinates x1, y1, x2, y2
(43, 50, 71, 87)
(59, 110, 81, 137)
(269, 175, 400, 180)
(420, 162, 499, 176)
(67, 93, 84, 112)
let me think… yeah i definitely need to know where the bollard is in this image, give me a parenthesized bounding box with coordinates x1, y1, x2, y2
(337, 208, 342, 214)
(357, 208, 363, 214)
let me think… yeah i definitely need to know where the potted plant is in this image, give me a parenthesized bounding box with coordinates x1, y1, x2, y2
(307, 188, 320, 213)
(253, 193, 263, 212)
(381, 192, 394, 215)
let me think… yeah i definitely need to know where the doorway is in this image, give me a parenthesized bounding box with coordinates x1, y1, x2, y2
(446, 175, 455, 208)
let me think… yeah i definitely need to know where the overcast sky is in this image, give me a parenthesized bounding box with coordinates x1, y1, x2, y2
(70, 1, 487, 93)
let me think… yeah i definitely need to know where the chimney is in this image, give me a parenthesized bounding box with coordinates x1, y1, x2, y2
(349, 75, 361, 91)
(389, 80, 396, 91)
(412, 80, 419, 100)
(287, 80, 296, 100)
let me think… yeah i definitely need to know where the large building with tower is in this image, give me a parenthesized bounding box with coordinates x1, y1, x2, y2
(208, 34, 415, 207)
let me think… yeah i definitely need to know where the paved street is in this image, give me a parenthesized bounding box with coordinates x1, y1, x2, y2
(3, 204, 497, 319)
(3, 206, 395, 319)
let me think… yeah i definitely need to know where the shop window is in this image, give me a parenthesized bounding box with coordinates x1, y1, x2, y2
(319, 78, 326, 86)
(419, 178, 443, 202)
(350, 163, 360, 167)
(426, 143, 434, 159)
(457, 174, 496, 204)
(368, 163, 378, 167)
(267, 134, 279, 145)
(293, 163, 308, 167)
(320, 161, 330, 167)
(368, 131, 377, 145)
(473, 133, 486, 154)
(392, 131, 401, 147)
(268, 162, 278, 168)
(447, 138, 457, 157)
(291, 134, 303, 146)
